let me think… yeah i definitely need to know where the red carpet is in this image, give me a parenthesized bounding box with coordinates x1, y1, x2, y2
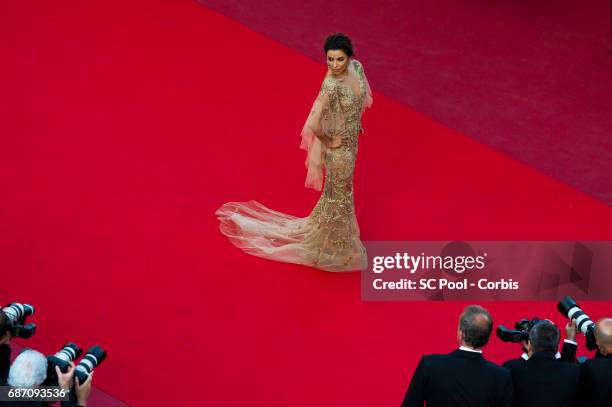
(1, 1, 611, 405)
(200, 0, 612, 205)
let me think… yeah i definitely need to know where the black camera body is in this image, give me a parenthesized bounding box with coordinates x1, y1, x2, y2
(497, 318, 541, 344)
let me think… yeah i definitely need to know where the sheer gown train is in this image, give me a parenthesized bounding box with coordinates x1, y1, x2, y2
(216, 59, 373, 271)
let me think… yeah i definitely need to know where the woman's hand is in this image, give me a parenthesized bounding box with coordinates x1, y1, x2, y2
(319, 128, 347, 149)
(328, 129, 347, 149)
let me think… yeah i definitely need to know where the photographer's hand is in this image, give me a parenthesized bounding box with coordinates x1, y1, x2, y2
(75, 372, 93, 407)
(56, 362, 76, 390)
(565, 319, 577, 342)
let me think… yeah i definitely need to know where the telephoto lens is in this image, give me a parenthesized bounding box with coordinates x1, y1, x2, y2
(558, 296, 597, 350)
(48, 343, 83, 373)
(45, 343, 83, 386)
(75, 346, 107, 382)
(2, 303, 36, 339)
(2, 303, 35, 321)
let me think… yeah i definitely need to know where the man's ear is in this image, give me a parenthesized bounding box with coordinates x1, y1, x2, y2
(595, 339, 604, 354)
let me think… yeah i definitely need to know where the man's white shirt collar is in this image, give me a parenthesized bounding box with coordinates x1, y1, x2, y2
(521, 351, 563, 360)
(459, 346, 483, 353)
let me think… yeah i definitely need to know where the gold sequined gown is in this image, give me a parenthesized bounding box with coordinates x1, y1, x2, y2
(216, 59, 373, 271)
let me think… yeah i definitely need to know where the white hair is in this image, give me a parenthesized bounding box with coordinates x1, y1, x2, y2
(8, 349, 47, 387)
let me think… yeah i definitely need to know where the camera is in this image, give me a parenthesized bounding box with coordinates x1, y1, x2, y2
(45, 343, 107, 385)
(46, 343, 83, 385)
(75, 346, 107, 382)
(497, 318, 541, 343)
(2, 303, 36, 339)
(557, 296, 597, 351)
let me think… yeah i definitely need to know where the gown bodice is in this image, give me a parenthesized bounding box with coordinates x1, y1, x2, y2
(319, 60, 368, 150)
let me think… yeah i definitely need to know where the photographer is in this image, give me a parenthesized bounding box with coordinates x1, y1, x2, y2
(7, 349, 48, 388)
(503, 319, 578, 370)
(505, 320, 580, 407)
(0, 311, 12, 386)
(2, 349, 93, 407)
(2, 349, 48, 407)
(401, 305, 512, 407)
(578, 318, 612, 406)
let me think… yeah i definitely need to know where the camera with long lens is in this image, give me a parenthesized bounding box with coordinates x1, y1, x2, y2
(497, 318, 541, 343)
(2, 303, 36, 339)
(558, 296, 597, 351)
(75, 346, 107, 382)
(45, 343, 83, 385)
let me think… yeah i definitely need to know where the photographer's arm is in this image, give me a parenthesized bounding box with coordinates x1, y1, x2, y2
(560, 320, 578, 363)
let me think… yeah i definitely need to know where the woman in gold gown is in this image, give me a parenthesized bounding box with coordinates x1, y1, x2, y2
(215, 33, 373, 272)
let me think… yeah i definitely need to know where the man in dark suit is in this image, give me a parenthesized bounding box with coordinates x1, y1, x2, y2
(505, 320, 580, 407)
(503, 319, 578, 373)
(401, 305, 512, 407)
(578, 318, 612, 407)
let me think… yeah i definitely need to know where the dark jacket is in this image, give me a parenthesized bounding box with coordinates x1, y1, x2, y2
(578, 354, 612, 407)
(502, 339, 577, 371)
(401, 349, 512, 407)
(504, 350, 580, 407)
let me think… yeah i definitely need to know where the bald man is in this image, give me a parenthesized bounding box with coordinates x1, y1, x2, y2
(578, 318, 612, 407)
(401, 305, 512, 407)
